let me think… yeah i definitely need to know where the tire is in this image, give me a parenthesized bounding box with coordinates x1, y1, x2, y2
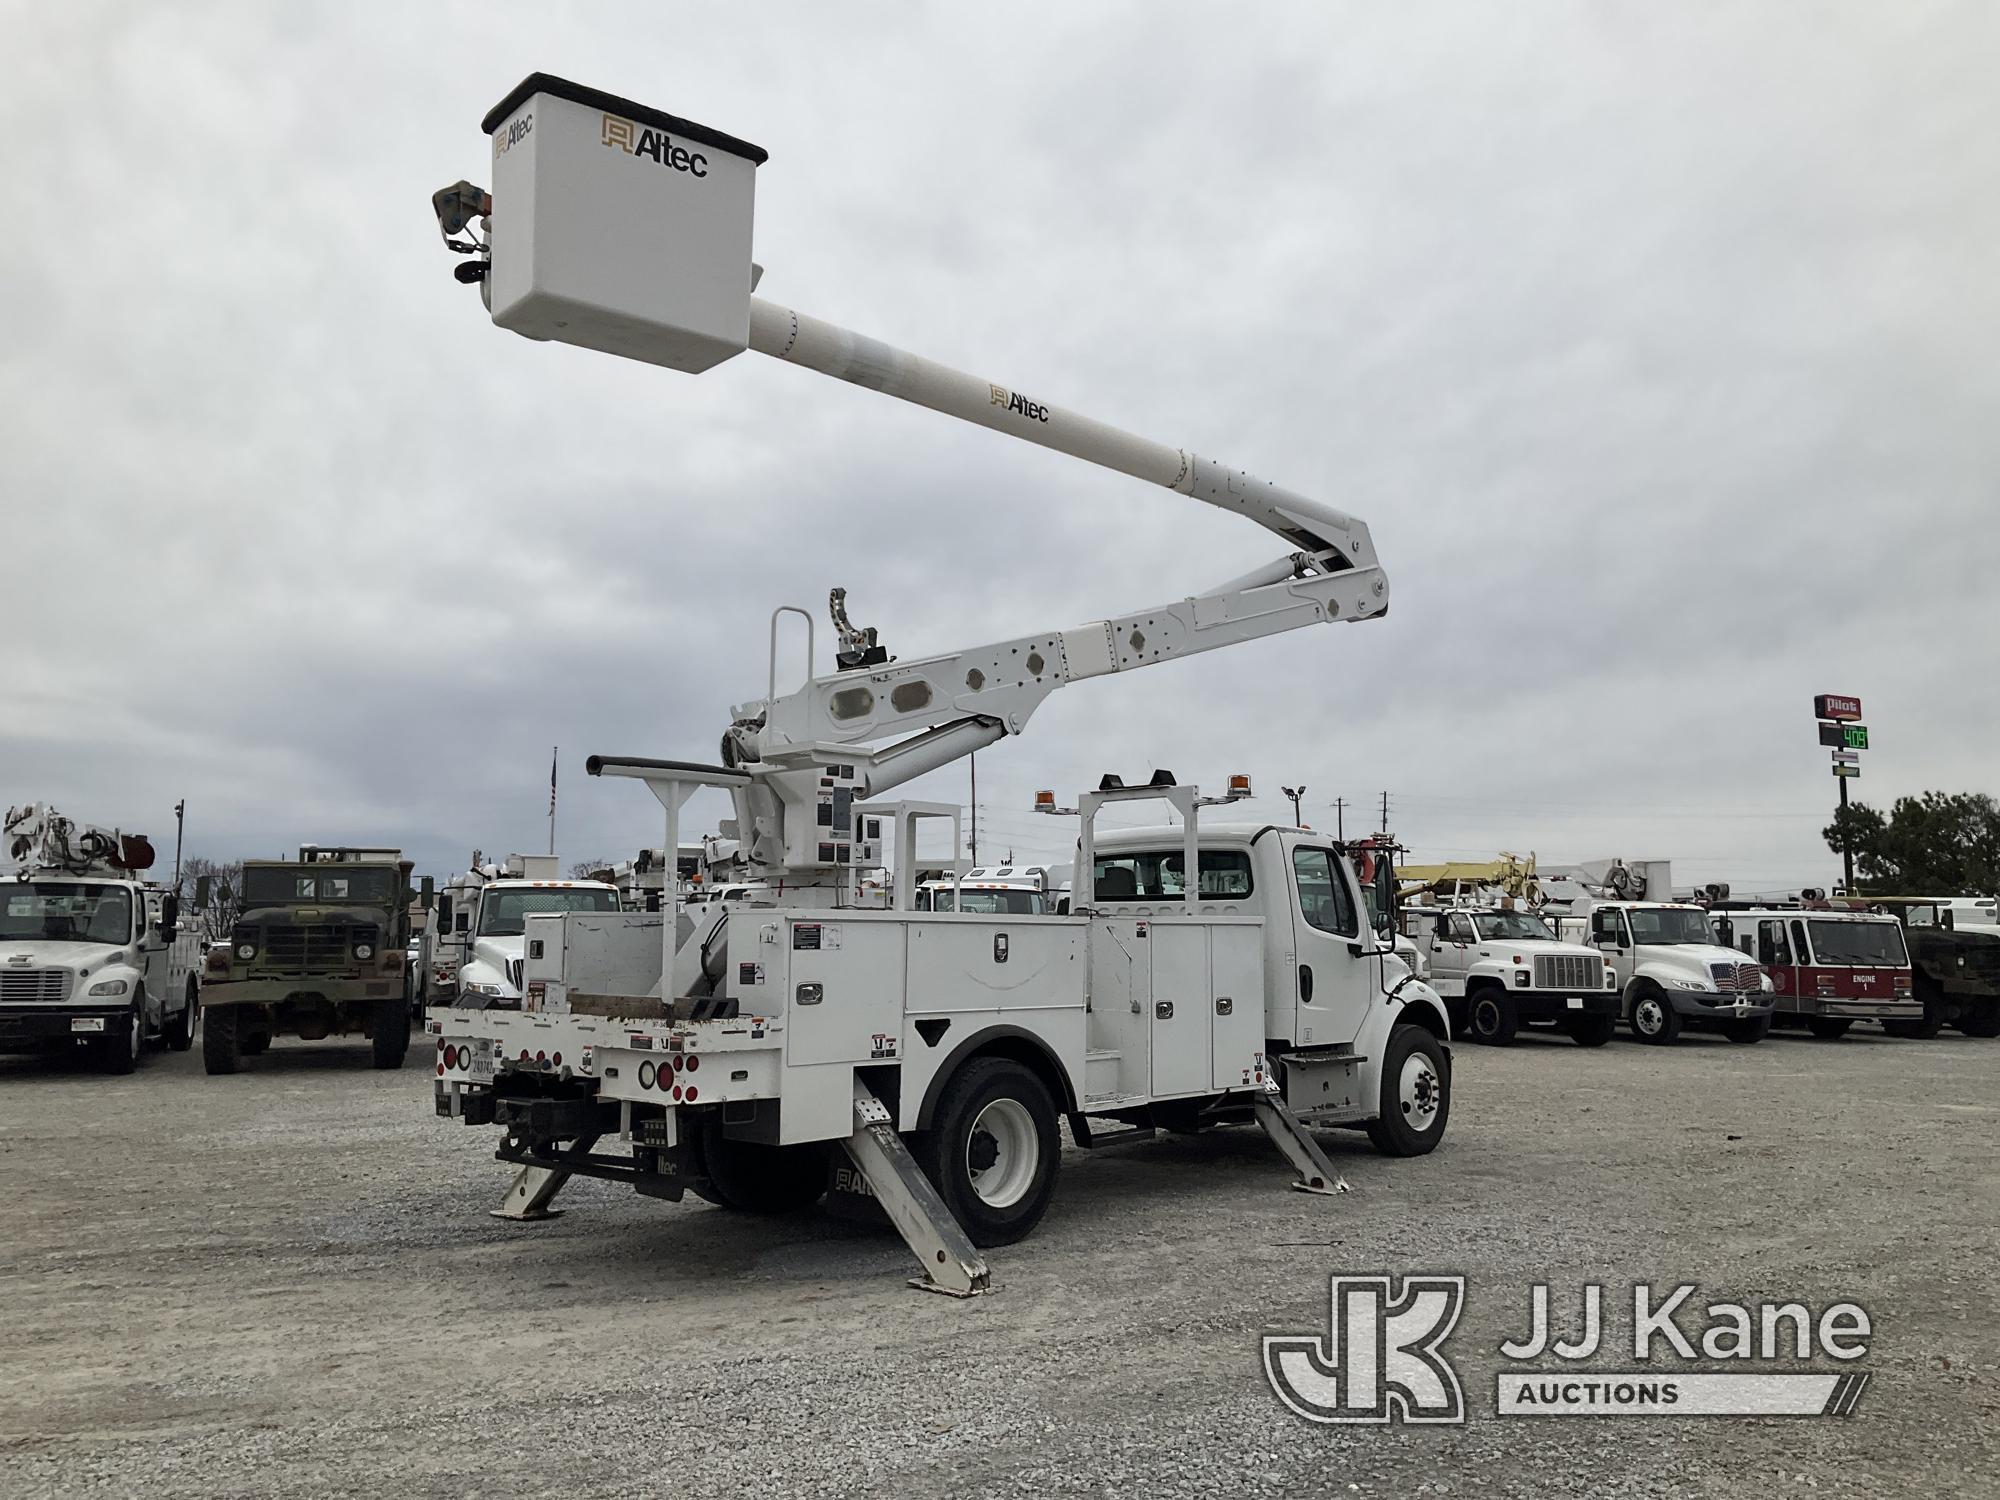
(1954, 1001, 2000, 1039)
(1562, 1011, 1617, 1048)
(695, 1114, 829, 1214)
(100, 1001, 142, 1075)
(203, 1004, 242, 1075)
(913, 1056, 1061, 1247)
(241, 1030, 271, 1056)
(1467, 987, 1518, 1047)
(1365, 1023, 1450, 1157)
(168, 980, 200, 1051)
(1628, 987, 1681, 1045)
(371, 996, 410, 1069)
(1881, 1018, 1922, 1039)
(1725, 1014, 1771, 1044)
(1905, 992, 1946, 1039)
(1806, 1017, 1852, 1040)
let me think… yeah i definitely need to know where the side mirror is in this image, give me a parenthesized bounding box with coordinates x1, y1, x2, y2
(420, 875, 436, 911)
(194, 875, 212, 909)
(437, 894, 453, 929)
(160, 894, 180, 930)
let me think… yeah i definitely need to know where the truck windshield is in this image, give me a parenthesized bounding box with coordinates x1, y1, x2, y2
(1807, 921, 1908, 967)
(1628, 908, 1716, 945)
(0, 883, 134, 945)
(242, 867, 399, 905)
(1473, 911, 1555, 941)
(478, 887, 620, 936)
(931, 889, 1044, 914)
(1093, 850, 1253, 900)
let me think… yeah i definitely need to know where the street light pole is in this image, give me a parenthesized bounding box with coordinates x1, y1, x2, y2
(172, 799, 186, 890)
(1282, 785, 1305, 826)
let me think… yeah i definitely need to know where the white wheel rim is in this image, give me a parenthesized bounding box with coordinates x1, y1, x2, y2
(966, 1098, 1038, 1209)
(1398, 1053, 1441, 1132)
(127, 1009, 140, 1061)
(1636, 998, 1662, 1033)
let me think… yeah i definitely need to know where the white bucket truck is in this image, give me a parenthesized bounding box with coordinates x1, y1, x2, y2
(1, 804, 203, 1072)
(426, 74, 1453, 1293)
(431, 852, 620, 1009)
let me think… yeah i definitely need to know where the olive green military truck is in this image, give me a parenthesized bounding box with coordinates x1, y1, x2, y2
(201, 846, 416, 1072)
(1865, 896, 2000, 1039)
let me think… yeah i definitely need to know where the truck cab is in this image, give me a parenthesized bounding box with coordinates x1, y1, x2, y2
(1400, 900, 1619, 1047)
(0, 872, 202, 1071)
(449, 857, 621, 1009)
(1564, 901, 1774, 1045)
(913, 865, 1054, 915)
(1708, 906, 1917, 1038)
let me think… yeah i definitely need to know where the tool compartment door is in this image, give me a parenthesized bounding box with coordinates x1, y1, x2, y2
(1209, 920, 1265, 1088)
(1149, 922, 1211, 1097)
(785, 917, 908, 1067)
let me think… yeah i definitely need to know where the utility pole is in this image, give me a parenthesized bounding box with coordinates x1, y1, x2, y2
(969, 751, 978, 866)
(172, 800, 186, 890)
(1332, 797, 1347, 840)
(1379, 790, 1390, 834)
(1281, 784, 1306, 826)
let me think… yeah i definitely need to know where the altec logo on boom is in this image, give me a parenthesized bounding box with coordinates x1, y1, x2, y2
(989, 384, 1051, 423)
(601, 113, 709, 177)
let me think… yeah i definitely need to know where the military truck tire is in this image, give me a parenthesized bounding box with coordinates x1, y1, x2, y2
(1365, 1023, 1450, 1157)
(203, 1004, 242, 1074)
(1806, 1017, 1852, 1040)
(100, 1000, 142, 1075)
(1468, 986, 1518, 1046)
(1628, 986, 1681, 1045)
(1563, 1011, 1616, 1047)
(168, 979, 200, 1051)
(371, 996, 410, 1069)
(914, 1056, 1062, 1247)
(1955, 1002, 2000, 1039)
(1725, 1015, 1771, 1044)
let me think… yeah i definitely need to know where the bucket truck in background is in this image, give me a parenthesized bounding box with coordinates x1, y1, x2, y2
(426, 74, 1451, 1295)
(1, 803, 203, 1072)
(428, 853, 620, 1009)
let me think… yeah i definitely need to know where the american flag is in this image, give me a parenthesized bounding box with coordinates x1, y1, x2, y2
(550, 747, 558, 815)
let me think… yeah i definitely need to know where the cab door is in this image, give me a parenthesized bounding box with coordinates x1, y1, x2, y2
(1591, 908, 1635, 987)
(138, 891, 170, 1024)
(1757, 919, 1798, 1011)
(1430, 912, 1475, 998)
(1286, 845, 1374, 1045)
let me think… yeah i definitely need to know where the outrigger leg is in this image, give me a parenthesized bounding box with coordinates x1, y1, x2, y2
(489, 1133, 601, 1221)
(1249, 1085, 1350, 1197)
(843, 1079, 991, 1297)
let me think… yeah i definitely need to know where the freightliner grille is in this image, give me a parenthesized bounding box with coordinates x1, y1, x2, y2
(260, 924, 374, 969)
(0, 969, 73, 1003)
(1534, 955, 1601, 991)
(1709, 961, 1763, 994)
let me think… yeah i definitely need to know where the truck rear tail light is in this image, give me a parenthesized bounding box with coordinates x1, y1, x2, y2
(1894, 976, 1911, 994)
(535, 1050, 548, 1066)
(684, 1054, 698, 1072)
(551, 1052, 562, 1068)
(443, 1044, 459, 1069)
(671, 1084, 683, 1101)
(436, 1036, 446, 1052)
(683, 1086, 697, 1102)
(519, 1050, 532, 1061)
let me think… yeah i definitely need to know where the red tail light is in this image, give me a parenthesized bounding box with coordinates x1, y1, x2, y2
(684, 1054, 698, 1073)
(436, 1036, 446, 1053)
(671, 1084, 683, 1101)
(551, 1052, 562, 1068)
(683, 1085, 697, 1102)
(443, 1044, 459, 1069)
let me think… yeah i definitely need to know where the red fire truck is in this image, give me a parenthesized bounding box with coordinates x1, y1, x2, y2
(1708, 905, 1918, 1038)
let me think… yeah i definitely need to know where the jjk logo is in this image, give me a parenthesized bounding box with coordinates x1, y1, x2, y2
(1263, 1274, 1466, 1424)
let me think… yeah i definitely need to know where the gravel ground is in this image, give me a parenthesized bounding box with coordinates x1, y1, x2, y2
(1, 1025, 1994, 1499)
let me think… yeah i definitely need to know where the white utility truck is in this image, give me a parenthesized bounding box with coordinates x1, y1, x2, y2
(1, 804, 203, 1072)
(434, 853, 621, 1008)
(1400, 898, 1619, 1046)
(1561, 901, 1775, 1045)
(427, 73, 1453, 1294)
(913, 865, 1058, 915)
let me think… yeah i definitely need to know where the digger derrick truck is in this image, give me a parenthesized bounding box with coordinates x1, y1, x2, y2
(427, 74, 1452, 1294)
(1, 804, 202, 1072)
(201, 846, 415, 1072)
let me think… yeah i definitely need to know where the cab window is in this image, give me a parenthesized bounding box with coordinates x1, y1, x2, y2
(1757, 920, 1792, 966)
(1448, 914, 1477, 944)
(1291, 848, 1358, 937)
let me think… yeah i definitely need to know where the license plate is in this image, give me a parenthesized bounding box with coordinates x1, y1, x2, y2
(1565, 996, 1584, 1010)
(71, 1017, 106, 1033)
(467, 1037, 496, 1082)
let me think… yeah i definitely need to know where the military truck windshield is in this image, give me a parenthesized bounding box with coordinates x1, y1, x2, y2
(0, 884, 134, 945)
(1093, 850, 1253, 901)
(1628, 908, 1716, 945)
(931, 889, 1044, 914)
(242, 867, 399, 906)
(1807, 920, 1908, 967)
(478, 887, 619, 936)
(1473, 911, 1555, 942)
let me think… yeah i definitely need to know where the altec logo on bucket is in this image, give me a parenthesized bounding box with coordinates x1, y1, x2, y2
(601, 114, 709, 178)
(1264, 1276, 1872, 1424)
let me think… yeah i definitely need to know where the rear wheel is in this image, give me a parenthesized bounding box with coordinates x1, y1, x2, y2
(1365, 1023, 1450, 1156)
(371, 996, 410, 1069)
(1954, 1001, 2000, 1039)
(1806, 1017, 1852, 1040)
(914, 1056, 1061, 1247)
(1628, 987, 1681, 1045)
(1468, 987, 1518, 1047)
(1563, 1011, 1617, 1048)
(168, 980, 200, 1051)
(695, 1115, 829, 1214)
(203, 1004, 242, 1074)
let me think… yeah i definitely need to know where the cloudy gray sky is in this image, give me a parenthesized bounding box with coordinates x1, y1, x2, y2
(3, 1, 1995, 894)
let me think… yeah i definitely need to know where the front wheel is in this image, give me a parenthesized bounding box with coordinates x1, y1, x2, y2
(1806, 1017, 1852, 1040)
(168, 981, 200, 1051)
(913, 1056, 1061, 1247)
(203, 1004, 242, 1075)
(100, 1000, 142, 1075)
(1563, 1011, 1617, 1048)
(1468, 988, 1518, 1046)
(1628, 988, 1681, 1045)
(1954, 1001, 2000, 1039)
(1365, 1023, 1450, 1157)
